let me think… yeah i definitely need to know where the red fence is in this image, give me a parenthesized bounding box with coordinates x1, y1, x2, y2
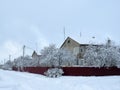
(63, 67, 120, 76)
(12, 67, 49, 75)
(12, 67, 120, 76)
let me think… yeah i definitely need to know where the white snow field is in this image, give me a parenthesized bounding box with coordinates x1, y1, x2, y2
(0, 69, 120, 90)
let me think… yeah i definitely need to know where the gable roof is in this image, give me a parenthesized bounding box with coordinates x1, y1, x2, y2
(32, 51, 38, 57)
(60, 37, 100, 48)
(32, 51, 42, 58)
(60, 37, 80, 48)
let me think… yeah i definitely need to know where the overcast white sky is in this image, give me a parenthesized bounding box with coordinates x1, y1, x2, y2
(0, 0, 120, 63)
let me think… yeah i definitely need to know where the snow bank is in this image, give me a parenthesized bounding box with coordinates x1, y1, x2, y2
(0, 69, 120, 90)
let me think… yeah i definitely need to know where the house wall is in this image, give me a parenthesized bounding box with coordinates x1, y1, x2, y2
(61, 38, 80, 55)
(60, 37, 90, 59)
(77, 45, 87, 58)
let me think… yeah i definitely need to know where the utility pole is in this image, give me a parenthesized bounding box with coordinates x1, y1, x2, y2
(23, 45, 25, 57)
(9, 55, 11, 61)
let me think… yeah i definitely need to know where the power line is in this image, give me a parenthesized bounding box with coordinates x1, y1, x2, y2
(3, 45, 35, 63)
(25, 46, 35, 51)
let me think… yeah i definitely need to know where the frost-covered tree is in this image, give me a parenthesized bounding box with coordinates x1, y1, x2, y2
(40, 44, 57, 67)
(2, 60, 13, 70)
(40, 44, 76, 67)
(83, 44, 120, 67)
(54, 49, 77, 67)
(13, 55, 34, 67)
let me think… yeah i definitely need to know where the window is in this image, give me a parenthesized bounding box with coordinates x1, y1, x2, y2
(81, 49, 83, 52)
(80, 48, 84, 53)
(67, 40, 70, 43)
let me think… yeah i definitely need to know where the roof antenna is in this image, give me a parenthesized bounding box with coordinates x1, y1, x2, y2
(63, 26, 66, 41)
(80, 32, 82, 37)
(80, 32, 82, 40)
(79, 32, 82, 43)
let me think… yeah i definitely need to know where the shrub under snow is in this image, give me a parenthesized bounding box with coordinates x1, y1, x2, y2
(44, 68, 64, 78)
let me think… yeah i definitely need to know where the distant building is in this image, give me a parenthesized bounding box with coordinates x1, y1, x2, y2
(32, 51, 41, 60)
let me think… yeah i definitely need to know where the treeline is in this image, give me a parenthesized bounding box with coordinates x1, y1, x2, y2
(2, 41, 120, 70)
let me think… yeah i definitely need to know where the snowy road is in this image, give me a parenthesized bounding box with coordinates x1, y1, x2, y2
(0, 69, 120, 90)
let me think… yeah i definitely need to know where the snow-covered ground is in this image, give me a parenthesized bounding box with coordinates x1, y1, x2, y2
(0, 69, 120, 90)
